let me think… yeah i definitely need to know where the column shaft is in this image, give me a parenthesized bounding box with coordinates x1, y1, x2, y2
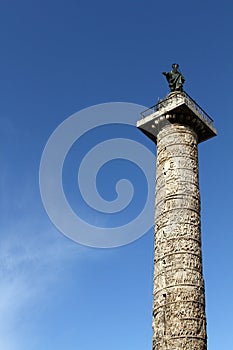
(152, 123, 207, 350)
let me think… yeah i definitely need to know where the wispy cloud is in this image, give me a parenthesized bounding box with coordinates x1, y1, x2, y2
(0, 152, 111, 349)
(0, 221, 88, 349)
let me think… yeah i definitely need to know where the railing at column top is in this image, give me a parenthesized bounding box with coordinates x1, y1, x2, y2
(140, 91, 214, 125)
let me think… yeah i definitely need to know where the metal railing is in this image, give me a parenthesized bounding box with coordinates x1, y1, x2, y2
(140, 91, 214, 124)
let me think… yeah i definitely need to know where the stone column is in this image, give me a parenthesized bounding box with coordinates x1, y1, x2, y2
(152, 123, 207, 350)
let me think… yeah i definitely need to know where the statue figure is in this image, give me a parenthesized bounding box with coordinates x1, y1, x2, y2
(162, 64, 185, 92)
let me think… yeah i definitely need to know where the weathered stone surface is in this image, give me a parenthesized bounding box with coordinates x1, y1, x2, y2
(153, 123, 207, 350)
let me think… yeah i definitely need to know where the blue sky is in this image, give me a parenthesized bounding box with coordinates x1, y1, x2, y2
(1, 0, 233, 349)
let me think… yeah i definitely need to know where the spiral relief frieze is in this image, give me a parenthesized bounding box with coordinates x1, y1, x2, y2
(153, 123, 207, 350)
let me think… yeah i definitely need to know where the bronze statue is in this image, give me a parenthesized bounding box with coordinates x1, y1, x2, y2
(162, 64, 185, 92)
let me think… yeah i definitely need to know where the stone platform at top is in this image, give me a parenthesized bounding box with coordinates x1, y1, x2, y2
(137, 91, 217, 144)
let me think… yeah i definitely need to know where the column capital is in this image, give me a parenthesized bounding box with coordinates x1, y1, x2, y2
(137, 91, 217, 144)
